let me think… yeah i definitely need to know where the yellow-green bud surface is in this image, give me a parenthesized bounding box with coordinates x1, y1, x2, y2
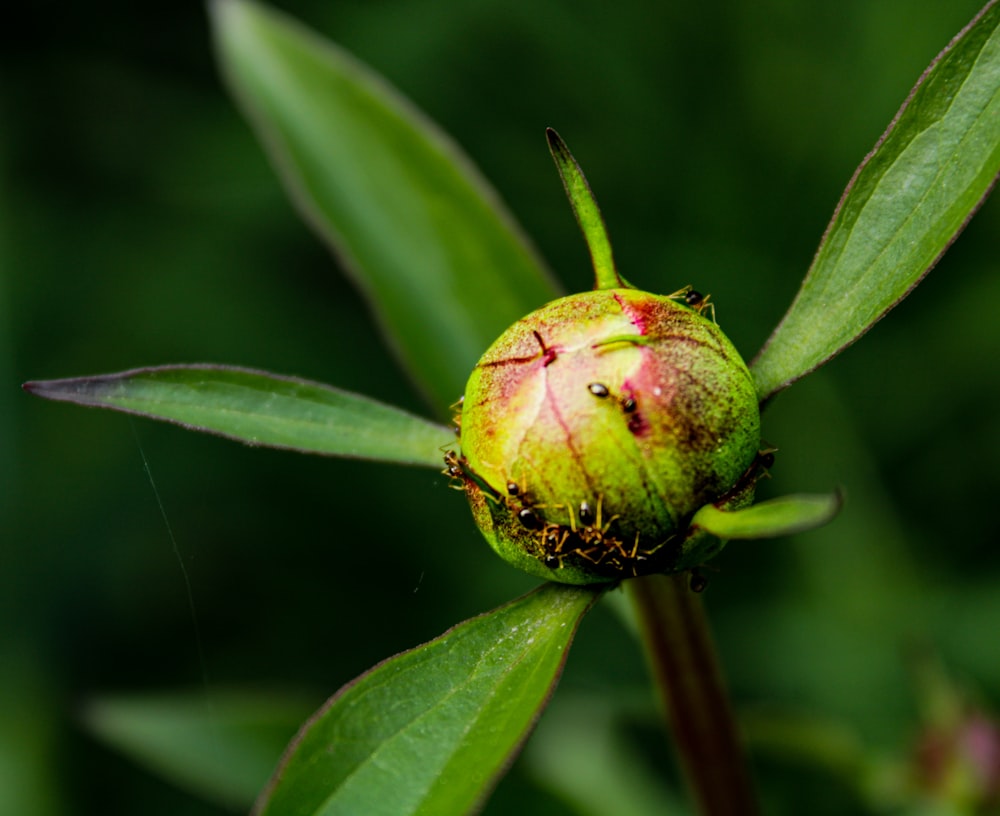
(454, 287, 761, 584)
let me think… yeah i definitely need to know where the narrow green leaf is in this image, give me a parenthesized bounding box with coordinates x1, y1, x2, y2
(545, 128, 630, 290)
(23, 365, 453, 468)
(210, 0, 559, 413)
(255, 583, 602, 816)
(81, 691, 313, 810)
(691, 492, 844, 540)
(752, 1, 1000, 403)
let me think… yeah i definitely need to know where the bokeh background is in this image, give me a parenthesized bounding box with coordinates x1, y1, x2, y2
(3, 1, 998, 813)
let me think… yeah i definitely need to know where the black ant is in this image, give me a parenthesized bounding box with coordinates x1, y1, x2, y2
(668, 285, 716, 323)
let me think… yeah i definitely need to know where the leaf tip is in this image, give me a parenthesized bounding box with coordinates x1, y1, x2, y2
(22, 378, 65, 401)
(20, 373, 118, 408)
(545, 127, 567, 158)
(544, 128, 629, 291)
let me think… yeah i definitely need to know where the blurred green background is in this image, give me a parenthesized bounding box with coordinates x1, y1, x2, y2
(3, 1, 998, 813)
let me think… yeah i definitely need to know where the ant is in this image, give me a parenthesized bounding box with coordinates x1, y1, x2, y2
(668, 284, 716, 323)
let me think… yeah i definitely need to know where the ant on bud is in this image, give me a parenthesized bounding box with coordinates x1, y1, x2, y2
(668, 284, 717, 323)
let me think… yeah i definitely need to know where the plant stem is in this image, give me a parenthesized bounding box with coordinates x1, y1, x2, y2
(545, 128, 632, 291)
(626, 573, 759, 816)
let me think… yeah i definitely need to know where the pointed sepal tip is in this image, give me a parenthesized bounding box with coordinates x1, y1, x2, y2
(546, 128, 631, 291)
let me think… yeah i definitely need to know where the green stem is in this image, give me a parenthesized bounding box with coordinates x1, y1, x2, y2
(625, 573, 759, 816)
(545, 128, 631, 291)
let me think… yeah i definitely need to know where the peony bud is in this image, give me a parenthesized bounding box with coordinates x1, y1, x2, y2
(449, 286, 763, 584)
(444, 130, 838, 585)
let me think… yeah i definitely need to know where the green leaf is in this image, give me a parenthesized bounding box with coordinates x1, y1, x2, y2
(255, 583, 602, 816)
(81, 690, 313, 809)
(545, 129, 630, 291)
(525, 692, 687, 816)
(23, 365, 453, 468)
(210, 0, 559, 414)
(751, 1, 1000, 403)
(691, 492, 844, 540)
(739, 708, 866, 787)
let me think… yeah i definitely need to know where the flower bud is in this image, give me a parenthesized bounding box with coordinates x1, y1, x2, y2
(450, 287, 762, 584)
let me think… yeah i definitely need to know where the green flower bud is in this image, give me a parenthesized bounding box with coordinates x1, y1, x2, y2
(439, 130, 811, 584)
(449, 286, 763, 585)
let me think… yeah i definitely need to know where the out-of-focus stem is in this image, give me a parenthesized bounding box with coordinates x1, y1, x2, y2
(626, 573, 759, 816)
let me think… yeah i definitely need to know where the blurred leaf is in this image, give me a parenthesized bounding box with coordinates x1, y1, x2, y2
(740, 707, 866, 786)
(81, 690, 313, 809)
(24, 365, 452, 467)
(525, 692, 687, 816)
(691, 492, 844, 540)
(256, 583, 602, 816)
(751, 0, 1000, 403)
(211, 0, 559, 414)
(0, 653, 62, 816)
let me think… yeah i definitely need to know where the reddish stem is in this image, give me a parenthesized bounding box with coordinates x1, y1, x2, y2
(626, 573, 759, 816)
